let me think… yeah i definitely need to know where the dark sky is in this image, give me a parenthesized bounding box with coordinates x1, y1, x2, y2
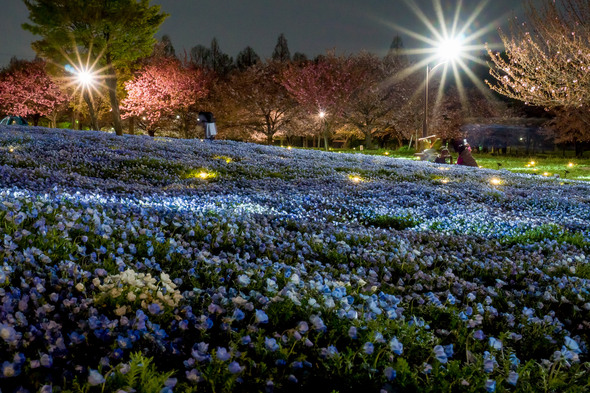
(2, 0, 530, 67)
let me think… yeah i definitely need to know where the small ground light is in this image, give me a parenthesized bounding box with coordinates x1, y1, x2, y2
(490, 177, 502, 185)
(287, 146, 292, 150)
(530, 161, 536, 166)
(9, 147, 14, 153)
(543, 172, 550, 177)
(349, 175, 362, 183)
(384, 152, 389, 156)
(568, 163, 574, 168)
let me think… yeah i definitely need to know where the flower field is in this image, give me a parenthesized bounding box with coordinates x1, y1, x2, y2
(1, 126, 589, 393)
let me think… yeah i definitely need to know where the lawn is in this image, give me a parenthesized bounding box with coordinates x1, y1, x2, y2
(0, 126, 589, 393)
(323, 147, 590, 181)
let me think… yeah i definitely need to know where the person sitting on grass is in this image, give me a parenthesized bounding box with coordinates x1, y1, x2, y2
(453, 139, 478, 167)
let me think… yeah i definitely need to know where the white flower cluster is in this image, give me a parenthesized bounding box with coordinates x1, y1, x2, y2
(93, 269, 183, 314)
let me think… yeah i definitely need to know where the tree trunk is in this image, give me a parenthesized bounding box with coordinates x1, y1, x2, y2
(148, 129, 156, 137)
(128, 117, 135, 135)
(105, 53, 123, 136)
(364, 131, 373, 150)
(83, 90, 99, 131)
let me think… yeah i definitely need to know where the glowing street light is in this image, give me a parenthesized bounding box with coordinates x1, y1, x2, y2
(76, 69, 95, 89)
(422, 36, 464, 139)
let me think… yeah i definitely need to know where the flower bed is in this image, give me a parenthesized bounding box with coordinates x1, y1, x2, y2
(0, 126, 589, 392)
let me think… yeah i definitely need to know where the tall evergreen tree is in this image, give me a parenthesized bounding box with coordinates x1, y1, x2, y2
(190, 45, 211, 68)
(160, 34, 176, 58)
(384, 35, 407, 68)
(22, 0, 167, 135)
(210, 38, 234, 76)
(236, 46, 260, 71)
(272, 33, 291, 62)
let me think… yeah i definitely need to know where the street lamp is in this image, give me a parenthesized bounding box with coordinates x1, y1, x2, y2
(422, 37, 464, 139)
(68, 65, 99, 130)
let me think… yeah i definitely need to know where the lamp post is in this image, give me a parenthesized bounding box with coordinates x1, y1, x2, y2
(421, 37, 464, 140)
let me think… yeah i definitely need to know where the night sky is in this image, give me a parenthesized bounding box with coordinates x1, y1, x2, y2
(1, 0, 531, 67)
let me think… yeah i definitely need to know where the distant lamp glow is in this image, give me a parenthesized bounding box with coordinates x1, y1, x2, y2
(530, 161, 536, 166)
(8, 147, 14, 153)
(287, 146, 292, 150)
(436, 36, 464, 62)
(543, 172, 550, 177)
(568, 162, 574, 168)
(319, 111, 326, 119)
(490, 177, 502, 186)
(384, 151, 390, 156)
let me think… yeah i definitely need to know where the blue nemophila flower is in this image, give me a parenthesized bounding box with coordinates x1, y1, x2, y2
(216, 347, 231, 361)
(1, 361, 19, 377)
(389, 337, 403, 355)
(237, 274, 250, 286)
(88, 369, 105, 386)
(443, 344, 453, 358)
(564, 336, 581, 354)
(265, 337, 279, 352)
(255, 309, 269, 324)
(473, 330, 485, 340)
(363, 342, 374, 355)
(509, 353, 521, 367)
(310, 315, 326, 331)
(485, 379, 496, 392)
(507, 371, 519, 386)
(232, 308, 245, 321)
(489, 337, 503, 350)
(148, 303, 162, 315)
(433, 345, 447, 363)
(483, 351, 495, 373)
(384, 367, 396, 381)
(241, 335, 251, 345)
(348, 326, 358, 339)
(40, 385, 52, 393)
(228, 361, 242, 374)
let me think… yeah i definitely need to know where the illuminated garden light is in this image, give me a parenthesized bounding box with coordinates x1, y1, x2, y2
(287, 146, 292, 150)
(490, 177, 502, 186)
(543, 172, 550, 177)
(568, 162, 574, 168)
(348, 175, 363, 183)
(384, 151, 390, 155)
(319, 111, 326, 119)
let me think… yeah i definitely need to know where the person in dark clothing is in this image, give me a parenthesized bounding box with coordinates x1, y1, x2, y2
(453, 139, 478, 167)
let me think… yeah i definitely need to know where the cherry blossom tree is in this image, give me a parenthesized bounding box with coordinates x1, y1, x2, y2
(121, 58, 209, 137)
(225, 61, 296, 144)
(0, 58, 69, 126)
(281, 54, 360, 150)
(487, 0, 590, 151)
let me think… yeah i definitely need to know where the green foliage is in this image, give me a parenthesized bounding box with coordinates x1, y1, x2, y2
(365, 213, 420, 230)
(501, 223, 589, 248)
(23, 0, 168, 68)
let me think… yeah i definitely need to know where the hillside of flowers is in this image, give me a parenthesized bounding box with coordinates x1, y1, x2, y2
(1, 125, 589, 393)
